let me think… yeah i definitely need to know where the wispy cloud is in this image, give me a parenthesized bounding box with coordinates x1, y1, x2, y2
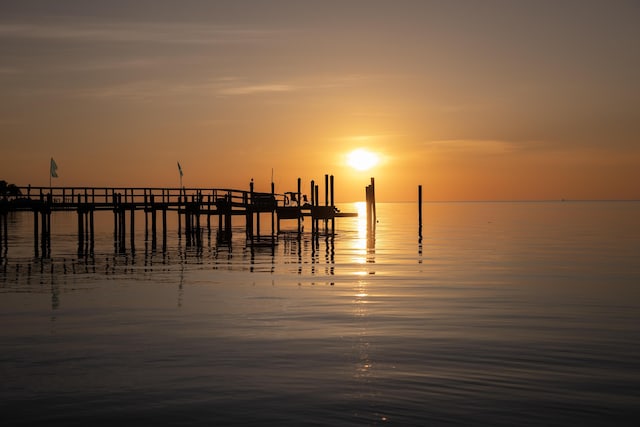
(424, 139, 517, 153)
(0, 22, 282, 45)
(4, 65, 383, 103)
(218, 84, 295, 96)
(72, 77, 296, 101)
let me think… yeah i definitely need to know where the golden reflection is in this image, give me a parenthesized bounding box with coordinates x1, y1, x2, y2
(354, 280, 368, 313)
(353, 279, 372, 384)
(347, 202, 368, 269)
(348, 202, 376, 274)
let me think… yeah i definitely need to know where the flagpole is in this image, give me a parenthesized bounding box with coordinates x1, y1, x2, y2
(177, 161, 184, 196)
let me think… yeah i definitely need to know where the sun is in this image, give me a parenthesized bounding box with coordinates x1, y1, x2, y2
(347, 149, 379, 171)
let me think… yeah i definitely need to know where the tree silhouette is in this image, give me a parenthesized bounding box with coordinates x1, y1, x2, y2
(0, 180, 22, 196)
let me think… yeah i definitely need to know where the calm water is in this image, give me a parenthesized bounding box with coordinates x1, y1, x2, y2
(1, 202, 639, 426)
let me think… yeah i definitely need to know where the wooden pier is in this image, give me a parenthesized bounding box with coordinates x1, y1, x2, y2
(0, 175, 356, 257)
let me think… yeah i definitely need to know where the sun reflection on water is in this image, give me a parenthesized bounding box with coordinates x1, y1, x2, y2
(349, 202, 375, 275)
(353, 280, 373, 393)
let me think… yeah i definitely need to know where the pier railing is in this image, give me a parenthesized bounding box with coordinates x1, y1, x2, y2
(2, 186, 280, 212)
(0, 176, 355, 257)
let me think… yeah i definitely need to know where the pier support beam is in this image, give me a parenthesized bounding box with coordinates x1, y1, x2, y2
(33, 209, 38, 256)
(130, 207, 135, 253)
(151, 194, 157, 251)
(330, 175, 335, 235)
(162, 207, 167, 251)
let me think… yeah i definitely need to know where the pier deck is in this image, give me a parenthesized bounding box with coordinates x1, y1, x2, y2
(0, 176, 356, 257)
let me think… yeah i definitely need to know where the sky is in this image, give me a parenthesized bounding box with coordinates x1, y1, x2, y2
(1, 0, 638, 202)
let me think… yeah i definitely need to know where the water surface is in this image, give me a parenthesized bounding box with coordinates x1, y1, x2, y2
(2, 202, 639, 425)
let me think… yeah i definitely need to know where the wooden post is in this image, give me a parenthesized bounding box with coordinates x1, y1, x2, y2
(225, 194, 232, 242)
(365, 178, 376, 235)
(218, 202, 223, 237)
(144, 190, 149, 241)
(84, 209, 89, 243)
(324, 174, 329, 231)
(310, 179, 315, 235)
(130, 206, 135, 253)
(33, 209, 39, 257)
(297, 177, 302, 235)
(366, 184, 371, 230)
(370, 177, 376, 228)
(89, 209, 94, 251)
(271, 181, 275, 242)
(113, 190, 118, 239)
(330, 175, 335, 234)
(185, 203, 192, 246)
(314, 183, 319, 234)
(151, 194, 157, 250)
(196, 191, 202, 245)
(324, 174, 329, 206)
(418, 184, 423, 258)
(245, 190, 253, 242)
(178, 191, 182, 238)
(162, 207, 167, 251)
(77, 195, 84, 255)
(119, 194, 126, 253)
(41, 209, 48, 257)
(207, 193, 211, 232)
(255, 201, 261, 240)
(418, 184, 423, 234)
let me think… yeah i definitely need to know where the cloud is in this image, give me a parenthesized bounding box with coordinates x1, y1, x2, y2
(424, 139, 518, 154)
(70, 77, 296, 102)
(218, 84, 295, 96)
(0, 22, 281, 45)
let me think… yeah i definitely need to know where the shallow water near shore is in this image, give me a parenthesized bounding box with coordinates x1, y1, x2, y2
(2, 201, 640, 426)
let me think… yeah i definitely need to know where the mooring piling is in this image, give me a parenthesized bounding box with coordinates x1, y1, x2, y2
(418, 184, 423, 234)
(365, 177, 376, 232)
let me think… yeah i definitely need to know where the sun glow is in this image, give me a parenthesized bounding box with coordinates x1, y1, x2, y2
(347, 149, 379, 171)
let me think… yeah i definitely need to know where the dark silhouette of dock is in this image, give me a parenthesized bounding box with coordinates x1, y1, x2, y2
(0, 175, 356, 257)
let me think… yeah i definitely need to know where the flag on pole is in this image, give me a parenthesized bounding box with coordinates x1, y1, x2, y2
(50, 158, 58, 178)
(177, 161, 183, 177)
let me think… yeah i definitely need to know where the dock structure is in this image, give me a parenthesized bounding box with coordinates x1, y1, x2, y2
(0, 176, 356, 257)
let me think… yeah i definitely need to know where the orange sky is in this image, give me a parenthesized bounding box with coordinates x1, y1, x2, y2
(1, 1, 639, 201)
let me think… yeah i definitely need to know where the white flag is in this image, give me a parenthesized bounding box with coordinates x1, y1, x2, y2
(50, 158, 58, 178)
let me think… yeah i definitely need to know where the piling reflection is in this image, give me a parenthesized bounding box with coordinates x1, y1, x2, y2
(1, 208, 358, 312)
(418, 224, 423, 264)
